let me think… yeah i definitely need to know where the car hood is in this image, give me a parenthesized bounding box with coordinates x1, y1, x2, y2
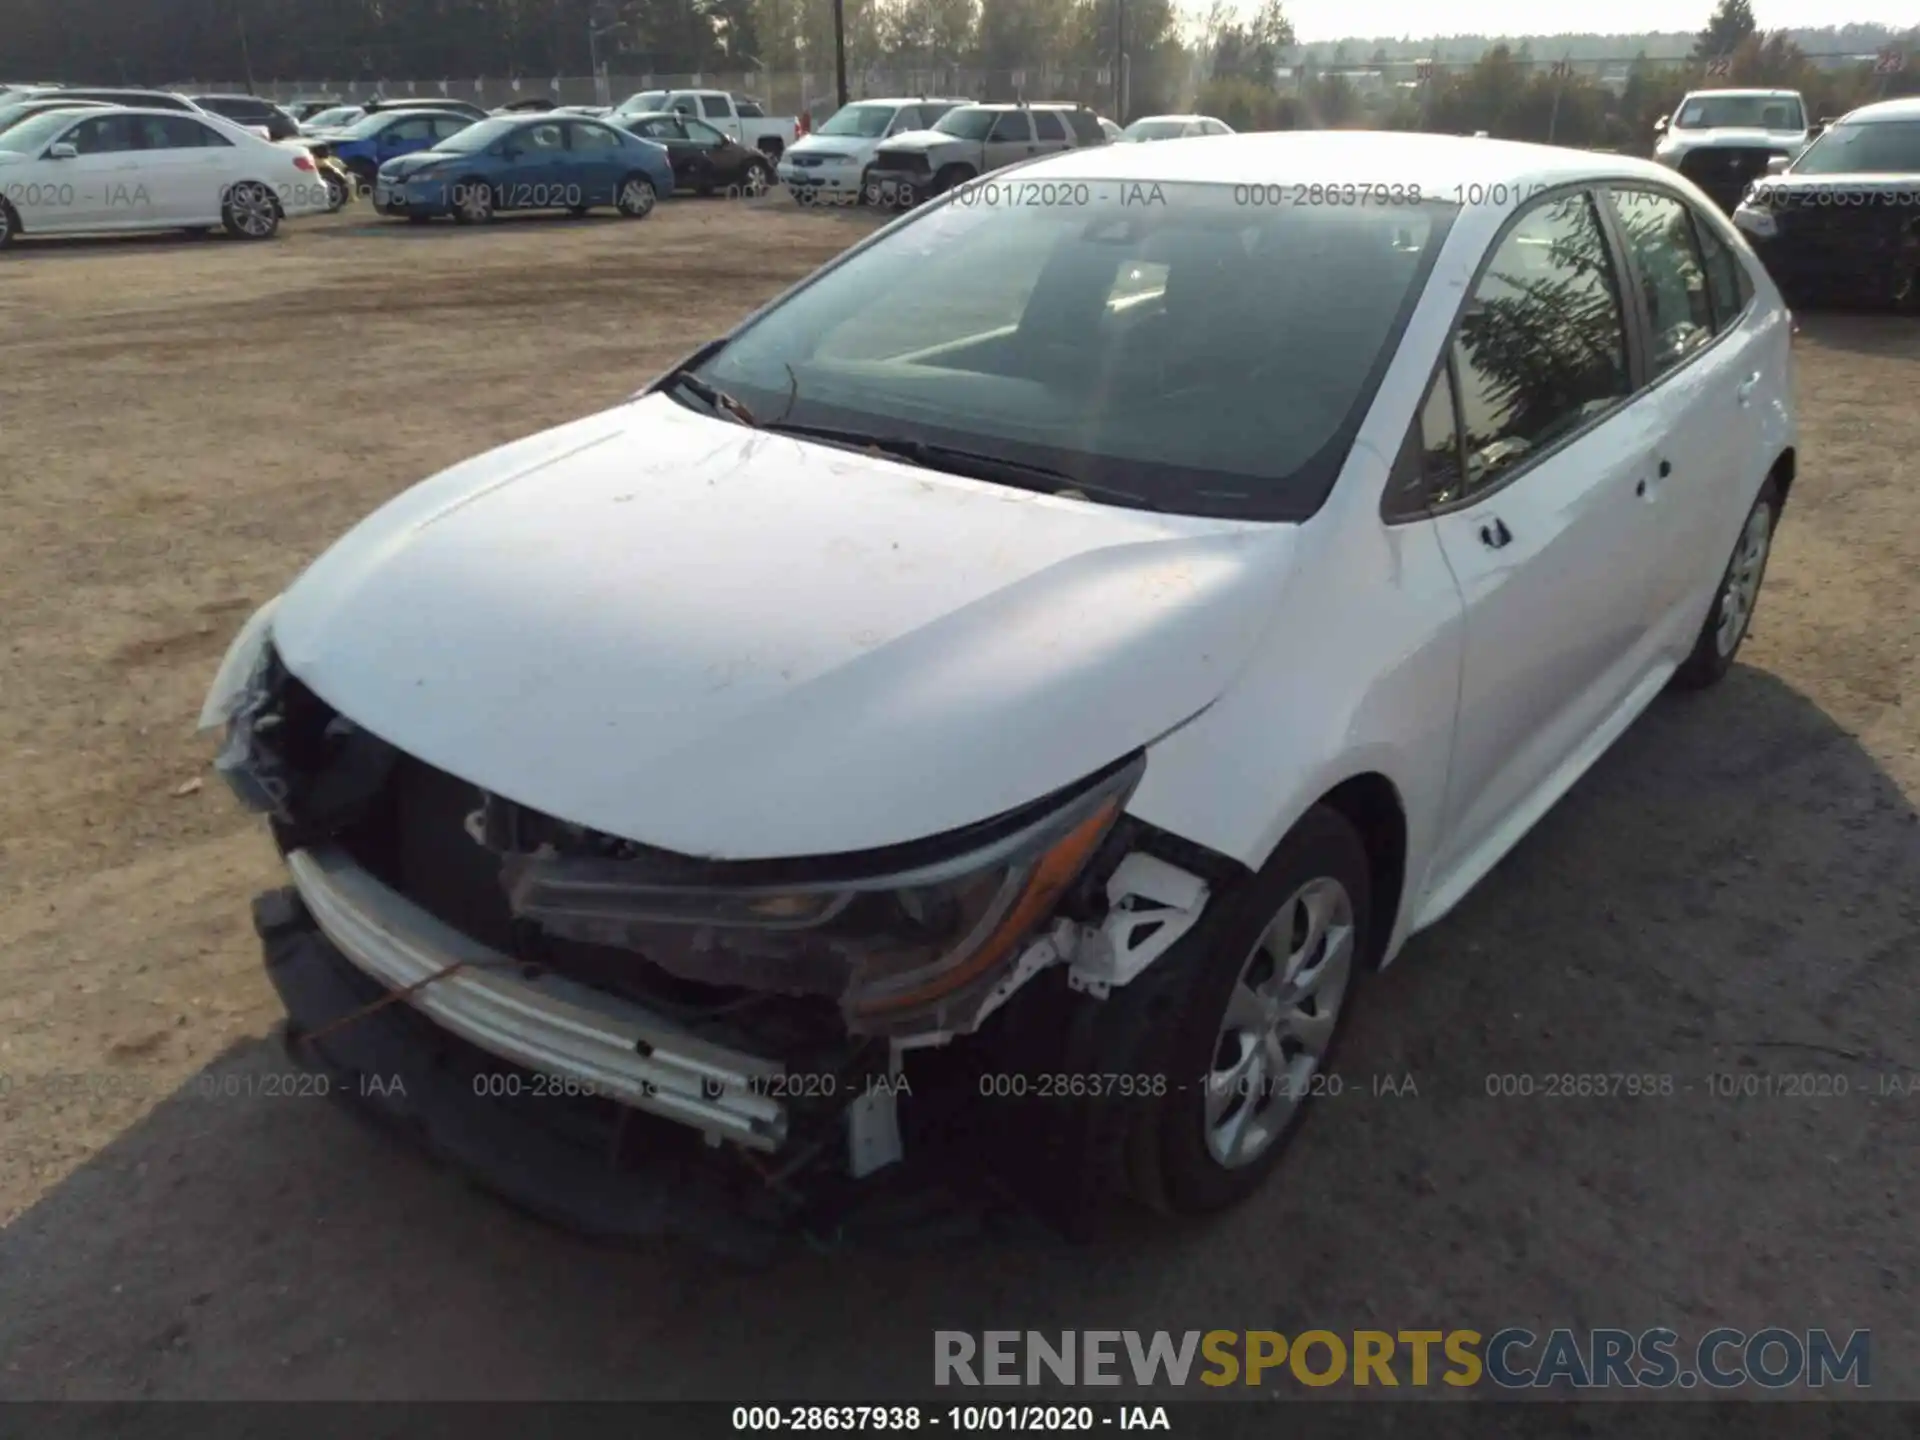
(1664, 126, 1804, 150)
(270, 395, 1297, 860)
(1762, 170, 1920, 193)
(381, 150, 457, 178)
(877, 128, 968, 154)
(785, 133, 880, 159)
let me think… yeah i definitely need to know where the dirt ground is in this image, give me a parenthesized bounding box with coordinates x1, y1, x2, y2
(1, 198, 1916, 1401)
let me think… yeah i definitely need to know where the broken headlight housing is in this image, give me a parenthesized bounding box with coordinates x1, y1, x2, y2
(197, 595, 280, 733)
(499, 754, 1145, 1037)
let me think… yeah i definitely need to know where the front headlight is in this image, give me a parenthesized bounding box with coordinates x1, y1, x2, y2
(196, 596, 279, 732)
(1732, 201, 1777, 239)
(499, 755, 1144, 1036)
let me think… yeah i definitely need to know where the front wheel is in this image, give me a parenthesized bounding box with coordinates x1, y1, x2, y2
(1673, 479, 1779, 689)
(615, 174, 657, 218)
(0, 199, 17, 249)
(740, 157, 773, 199)
(221, 182, 281, 240)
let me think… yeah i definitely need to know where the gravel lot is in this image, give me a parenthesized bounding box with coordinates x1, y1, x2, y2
(0, 199, 1916, 1400)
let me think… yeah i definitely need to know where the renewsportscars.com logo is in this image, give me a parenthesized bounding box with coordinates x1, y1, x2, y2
(933, 1328, 1871, 1390)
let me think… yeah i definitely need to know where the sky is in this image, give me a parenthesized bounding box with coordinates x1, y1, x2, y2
(1272, 1, 1920, 43)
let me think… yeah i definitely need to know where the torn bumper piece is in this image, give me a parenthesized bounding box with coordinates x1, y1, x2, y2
(286, 844, 789, 1149)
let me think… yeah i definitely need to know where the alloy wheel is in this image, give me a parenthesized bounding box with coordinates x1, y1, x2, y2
(619, 178, 655, 217)
(229, 183, 277, 238)
(1204, 876, 1356, 1169)
(1715, 501, 1772, 658)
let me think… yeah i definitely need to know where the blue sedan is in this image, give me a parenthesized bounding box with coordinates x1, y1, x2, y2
(373, 115, 675, 223)
(316, 109, 475, 191)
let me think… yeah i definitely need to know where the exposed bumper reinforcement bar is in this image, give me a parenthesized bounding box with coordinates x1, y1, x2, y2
(285, 844, 789, 1151)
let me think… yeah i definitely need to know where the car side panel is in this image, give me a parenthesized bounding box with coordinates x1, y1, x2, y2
(1124, 441, 1466, 966)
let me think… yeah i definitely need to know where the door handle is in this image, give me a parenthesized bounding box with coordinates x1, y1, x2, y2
(1478, 517, 1513, 550)
(1736, 371, 1761, 405)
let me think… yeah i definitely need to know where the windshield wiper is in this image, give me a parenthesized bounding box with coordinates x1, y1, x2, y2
(762, 423, 1160, 510)
(657, 366, 757, 426)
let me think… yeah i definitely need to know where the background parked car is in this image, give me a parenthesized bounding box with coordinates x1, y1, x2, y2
(611, 88, 797, 160)
(190, 94, 302, 142)
(0, 106, 331, 247)
(315, 108, 475, 195)
(373, 113, 674, 224)
(1652, 87, 1811, 212)
(1098, 116, 1123, 141)
(362, 97, 491, 122)
(493, 97, 560, 114)
(610, 112, 777, 196)
(285, 97, 346, 122)
(1119, 114, 1234, 141)
(776, 96, 969, 205)
(10, 86, 210, 115)
(865, 101, 1107, 205)
(299, 104, 365, 134)
(1732, 95, 1920, 312)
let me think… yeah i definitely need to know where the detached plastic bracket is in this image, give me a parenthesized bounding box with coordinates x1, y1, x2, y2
(1067, 852, 1210, 999)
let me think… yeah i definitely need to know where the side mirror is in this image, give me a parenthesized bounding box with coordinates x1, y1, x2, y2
(1764, 154, 1791, 176)
(47, 141, 76, 159)
(1653, 115, 1669, 135)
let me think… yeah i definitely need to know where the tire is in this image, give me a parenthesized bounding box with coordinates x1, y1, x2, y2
(1891, 218, 1920, 315)
(930, 164, 974, 198)
(1672, 478, 1780, 690)
(615, 174, 656, 219)
(323, 171, 349, 212)
(0, 198, 18, 249)
(452, 178, 495, 225)
(740, 157, 773, 199)
(221, 181, 282, 240)
(1025, 806, 1373, 1224)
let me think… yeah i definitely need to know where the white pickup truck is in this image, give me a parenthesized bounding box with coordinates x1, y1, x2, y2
(610, 89, 799, 160)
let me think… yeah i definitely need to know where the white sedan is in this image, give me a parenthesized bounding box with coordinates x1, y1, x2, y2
(0, 106, 331, 247)
(202, 132, 1794, 1237)
(1120, 113, 1235, 140)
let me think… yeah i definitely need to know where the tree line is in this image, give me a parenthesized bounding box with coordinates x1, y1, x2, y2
(4, 0, 1914, 147)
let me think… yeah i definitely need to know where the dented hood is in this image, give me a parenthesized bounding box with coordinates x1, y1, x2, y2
(272, 395, 1298, 860)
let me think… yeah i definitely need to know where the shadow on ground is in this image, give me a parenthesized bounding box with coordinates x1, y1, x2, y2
(2, 667, 1916, 1400)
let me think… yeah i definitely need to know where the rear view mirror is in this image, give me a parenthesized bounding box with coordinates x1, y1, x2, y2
(47, 141, 76, 159)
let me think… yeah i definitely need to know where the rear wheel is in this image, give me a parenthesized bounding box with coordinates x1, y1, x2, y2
(221, 182, 281, 240)
(0, 198, 17, 249)
(740, 157, 774, 199)
(323, 170, 349, 211)
(615, 174, 656, 218)
(1673, 479, 1779, 689)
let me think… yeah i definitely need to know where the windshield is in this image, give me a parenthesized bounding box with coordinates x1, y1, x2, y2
(0, 109, 84, 153)
(1790, 119, 1920, 175)
(687, 183, 1452, 520)
(433, 116, 519, 153)
(332, 112, 405, 139)
(934, 108, 998, 140)
(1123, 119, 1189, 141)
(1676, 95, 1804, 130)
(617, 90, 668, 115)
(818, 102, 897, 138)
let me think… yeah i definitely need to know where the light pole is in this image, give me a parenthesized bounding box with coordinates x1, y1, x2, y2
(832, 0, 848, 109)
(589, 17, 629, 107)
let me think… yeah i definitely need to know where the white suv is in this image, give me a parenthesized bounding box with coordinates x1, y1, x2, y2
(864, 102, 1108, 206)
(1653, 88, 1811, 211)
(779, 97, 970, 205)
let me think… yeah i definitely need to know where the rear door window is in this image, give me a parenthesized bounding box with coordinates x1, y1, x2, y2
(1607, 187, 1717, 378)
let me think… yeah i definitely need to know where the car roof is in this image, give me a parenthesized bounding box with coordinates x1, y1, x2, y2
(1680, 88, 1803, 100)
(841, 96, 970, 106)
(1130, 114, 1211, 123)
(1839, 96, 1920, 124)
(191, 93, 275, 103)
(1010, 128, 1686, 194)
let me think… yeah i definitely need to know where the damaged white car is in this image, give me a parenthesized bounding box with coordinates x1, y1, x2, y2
(202, 132, 1795, 1252)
